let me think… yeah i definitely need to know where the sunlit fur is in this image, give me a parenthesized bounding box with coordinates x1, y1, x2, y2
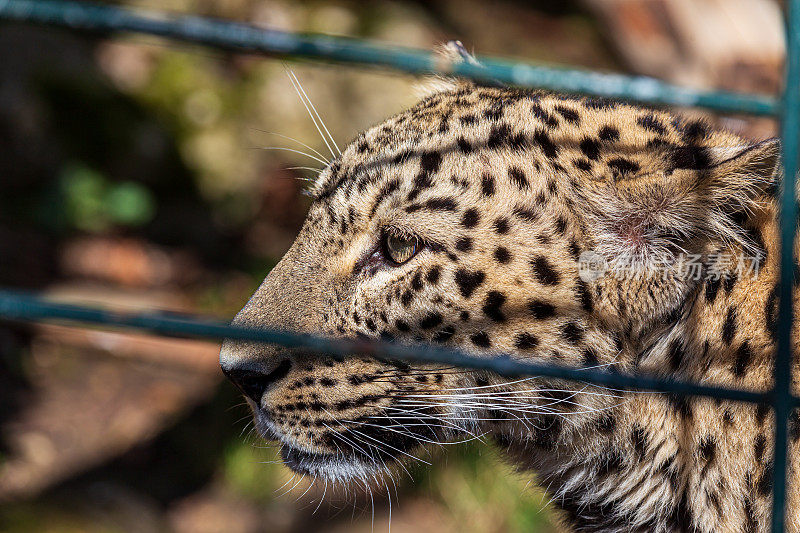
(220, 66, 800, 531)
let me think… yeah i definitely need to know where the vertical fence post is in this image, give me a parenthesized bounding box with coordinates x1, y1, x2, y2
(773, 2, 800, 531)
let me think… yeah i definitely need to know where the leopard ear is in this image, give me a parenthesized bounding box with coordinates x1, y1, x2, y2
(414, 41, 478, 98)
(577, 138, 780, 325)
(706, 138, 781, 207)
(583, 138, 781, 266)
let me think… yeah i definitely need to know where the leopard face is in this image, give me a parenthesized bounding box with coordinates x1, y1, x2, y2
(220, 79, 785, 531)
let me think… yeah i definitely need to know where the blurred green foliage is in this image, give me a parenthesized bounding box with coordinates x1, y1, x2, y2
(60, 163, 156, 232)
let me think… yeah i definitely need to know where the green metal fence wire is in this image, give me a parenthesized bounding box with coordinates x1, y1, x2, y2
(772, 3, 800, 530)
(0, 0, 796, 530)
(0, 289, 783, 406)
(0, 0, 780, 116)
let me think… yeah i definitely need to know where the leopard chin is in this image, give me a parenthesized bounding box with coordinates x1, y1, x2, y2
(279, 446, 385, 482)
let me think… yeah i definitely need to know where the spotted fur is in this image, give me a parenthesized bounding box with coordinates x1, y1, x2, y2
(220, 62, 798, 532)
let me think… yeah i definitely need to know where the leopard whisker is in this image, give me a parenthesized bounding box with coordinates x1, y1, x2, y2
(285, 67, 341, 157)
(256, 146, 328, 164)
(346, 426, 432, 466)
(313, 478, 328, 515)
(343, 418, 446, 449)
(295, 476, 316, 502)
(379, 406, 479, 437)
(250, 129, 329, 160)
(274, 471, 297, 494)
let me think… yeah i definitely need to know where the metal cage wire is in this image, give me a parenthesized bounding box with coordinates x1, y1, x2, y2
(0, 0, 796, 530)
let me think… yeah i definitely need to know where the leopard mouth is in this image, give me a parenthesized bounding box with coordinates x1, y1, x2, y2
(250, 402, 443, 481)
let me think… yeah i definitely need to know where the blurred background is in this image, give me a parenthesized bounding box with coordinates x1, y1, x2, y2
(0, 0, 787, 531)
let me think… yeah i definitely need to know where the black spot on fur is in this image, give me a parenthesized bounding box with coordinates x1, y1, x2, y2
(744, 497, 758, 533)
(790, 411, 800, 442)
(631, 425, 647, 458)
(754, 434, 767, 463)
(733, 341, 753, 377)
(494, 247, 511, 264)
(705, 277, 721, 304)
(470, 331, 491, 348)
(433, 326, 455, 343)
(426, 266, 441, 284)
(482, 291, 507, 322)
(699, 436, 716, 463)
(487, 124, 510, 149)
(756, 403, 770, 425)
(582, 348, 599, 367)
(562, 322, 584, 344)
(669, 394, 693, 419)
(528, 300, 556, 319)
(597, 414, 616, 433)
(722, 307, 737, 345)
(531, 103, 559, 128)
(494, 217, 509, 234)
(533, 129, 559, 159)
(575, 280, 594, 313)
(532, 417, 562, 450)
(419, 312, 443, 329)
(765, 286, 778, 341)
(420, 150, 442, 174)
(481, 174, 495, 197)
(573, 158, 592, 172)
(579, 137, 601, 160)
(423, 197, 458, 211)
(584, 97, 618, 110)
(461, 208, 480, 228)
(455, 237, 473, 253)
(513, 206, 538, 222)
(531, 256, 560, 285)
(598, 125, 620, 142)
(607, 157, 640, 176)
(554, 105, 580, 124)
(457, 136, 472, 153)
(454, 269, 485, 298)
(757, 461, 773, 496)
(668, 339, 686, 371)
(681, 119, 710, 142)
(670, 145, 712, 170)
(508, 167, 529, 190)
(514, 333, 539, 350)
(637, 114, 668, 135)
(401, 290, 413, 307)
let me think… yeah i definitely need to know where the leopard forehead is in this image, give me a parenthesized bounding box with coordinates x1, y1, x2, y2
(310, 85, 743, 204)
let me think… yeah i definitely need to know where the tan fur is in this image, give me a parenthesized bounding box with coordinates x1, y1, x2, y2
(220, 80, 796, 532)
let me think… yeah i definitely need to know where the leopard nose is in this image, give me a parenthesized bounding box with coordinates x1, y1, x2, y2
(221, 359, 292, 404)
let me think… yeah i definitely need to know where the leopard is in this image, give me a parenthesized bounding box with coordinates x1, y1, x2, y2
(219, 44, 799, 532)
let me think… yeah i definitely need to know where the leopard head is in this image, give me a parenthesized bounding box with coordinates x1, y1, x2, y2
(219, 76, 779, 484)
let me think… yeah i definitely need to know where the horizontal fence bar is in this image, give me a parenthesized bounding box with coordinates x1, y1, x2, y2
(0, 289, 787, 406)
(0, 0, 779, 116)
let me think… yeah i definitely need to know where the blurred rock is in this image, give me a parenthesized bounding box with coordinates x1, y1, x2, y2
(0, 285, 221, 501)
(582, 0, 783, 138)
(60, 237, 203, 288)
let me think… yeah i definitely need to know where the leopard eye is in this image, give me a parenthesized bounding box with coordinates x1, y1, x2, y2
(383, 233, 421, 265)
